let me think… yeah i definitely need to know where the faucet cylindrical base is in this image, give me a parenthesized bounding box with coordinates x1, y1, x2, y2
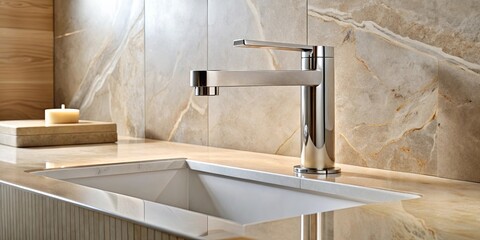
(293, 165, 340, 175)
(300, 85, 335, 169)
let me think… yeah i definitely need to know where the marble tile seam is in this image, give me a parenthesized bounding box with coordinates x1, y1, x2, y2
(308, 7, 480, 73)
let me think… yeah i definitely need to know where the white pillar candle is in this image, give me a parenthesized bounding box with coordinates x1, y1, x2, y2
(45, 104, 80, 125)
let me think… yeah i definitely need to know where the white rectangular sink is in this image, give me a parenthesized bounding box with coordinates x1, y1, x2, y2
(33, 159, 418, 237)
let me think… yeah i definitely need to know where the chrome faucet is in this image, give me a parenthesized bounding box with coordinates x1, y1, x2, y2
(190, 39, 339, 174)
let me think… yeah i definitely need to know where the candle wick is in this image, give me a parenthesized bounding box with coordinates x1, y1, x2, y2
(61, 104, 65, 109)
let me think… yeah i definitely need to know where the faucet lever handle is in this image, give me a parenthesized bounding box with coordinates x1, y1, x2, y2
(234, 39, 312, 51)
(234, 39, 333, 58)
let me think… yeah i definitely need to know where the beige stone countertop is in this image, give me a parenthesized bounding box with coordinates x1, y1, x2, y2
(0, 137, 479, 239)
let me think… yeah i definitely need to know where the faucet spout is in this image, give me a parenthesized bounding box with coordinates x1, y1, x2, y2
(190, 70, 323, 90)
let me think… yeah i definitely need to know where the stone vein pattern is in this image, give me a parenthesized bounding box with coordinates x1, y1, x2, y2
(207, 0, 306, 156)
(145, 0, 208, 145)
(309, 0, 480, 66)
(437, 62, 480, 182)
(55, 0, 145, 137)
(308, 0, 480, 182)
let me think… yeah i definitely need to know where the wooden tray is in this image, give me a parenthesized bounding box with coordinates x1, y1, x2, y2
(0, 120, 117, 147)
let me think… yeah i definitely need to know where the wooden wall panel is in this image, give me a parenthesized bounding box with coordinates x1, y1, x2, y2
(0, 183, 187, 240)
(0, 1, 52, 30)
(0, 0, 53, 120)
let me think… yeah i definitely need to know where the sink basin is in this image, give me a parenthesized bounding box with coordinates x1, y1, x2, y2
(33, 159, 418, 237)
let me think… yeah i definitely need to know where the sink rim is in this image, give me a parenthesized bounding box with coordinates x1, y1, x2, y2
(28, 158, 420, 238)
(31, 158, 420, 202)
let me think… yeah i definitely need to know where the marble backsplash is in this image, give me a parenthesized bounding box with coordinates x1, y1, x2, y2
(207, 0, 305, 156)
(144, 0, 208, 145)
(55, 0, 145, 137)
(55, 0, 480, 182)
(307, 0, 480, 182)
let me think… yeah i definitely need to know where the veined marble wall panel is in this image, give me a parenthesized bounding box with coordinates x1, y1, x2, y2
(307, 0, 480, 66)
(437, 62, 480, 182)
(55, 0, 479, 182)
(308, 1, 480, 182)
(145, 0, 208, 145)
(207, 0, 307, 156)
(55, 0, 145, 137)
(308, 15, 438, 175)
